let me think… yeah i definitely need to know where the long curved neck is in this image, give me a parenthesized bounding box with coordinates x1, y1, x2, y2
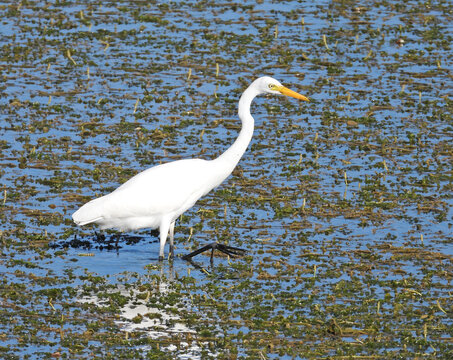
(213, 84, 261, 175)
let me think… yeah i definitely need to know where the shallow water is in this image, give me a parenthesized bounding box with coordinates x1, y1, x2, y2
(1, 1, 452, 358)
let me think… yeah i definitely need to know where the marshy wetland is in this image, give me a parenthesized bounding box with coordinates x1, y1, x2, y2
(0, 0, 452, 358)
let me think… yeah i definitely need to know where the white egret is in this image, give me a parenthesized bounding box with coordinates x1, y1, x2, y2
(72, 76, 309, 261)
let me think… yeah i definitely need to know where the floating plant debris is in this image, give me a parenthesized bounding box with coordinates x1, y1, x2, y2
(0, 1, 451, 358)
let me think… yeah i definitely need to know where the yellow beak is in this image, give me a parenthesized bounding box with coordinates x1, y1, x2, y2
(277, 86, 310, 101)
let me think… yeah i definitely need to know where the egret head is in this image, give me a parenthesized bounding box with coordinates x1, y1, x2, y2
(255, 76, 309, 101)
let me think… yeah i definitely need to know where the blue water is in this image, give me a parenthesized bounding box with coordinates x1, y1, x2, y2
(0, 0, 451, 358)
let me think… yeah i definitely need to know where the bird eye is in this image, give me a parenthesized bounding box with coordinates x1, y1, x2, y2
(268, 84, 274, 89)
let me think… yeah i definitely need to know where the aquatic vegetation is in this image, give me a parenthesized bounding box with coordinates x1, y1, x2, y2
(0, 0, 451, 358)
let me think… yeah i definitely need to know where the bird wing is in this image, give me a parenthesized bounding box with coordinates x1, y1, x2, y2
(110, 158, 210, 215)
(73, 158, 215, 228)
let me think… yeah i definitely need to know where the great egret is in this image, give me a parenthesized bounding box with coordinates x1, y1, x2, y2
(72, 76, 309, 261)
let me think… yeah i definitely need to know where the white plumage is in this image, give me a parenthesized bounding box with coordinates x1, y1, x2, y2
(72, 76, 309, 260)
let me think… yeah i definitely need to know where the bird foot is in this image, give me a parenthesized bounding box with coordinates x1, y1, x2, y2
(182, 242, 246, 263)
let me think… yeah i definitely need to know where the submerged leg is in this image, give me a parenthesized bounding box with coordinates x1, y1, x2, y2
(169, 221, 175, 259)
(158, 220, 171, 261)
(182, 242, 246, 262)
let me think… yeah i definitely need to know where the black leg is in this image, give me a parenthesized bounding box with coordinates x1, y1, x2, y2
(182, 242, 246, 262)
